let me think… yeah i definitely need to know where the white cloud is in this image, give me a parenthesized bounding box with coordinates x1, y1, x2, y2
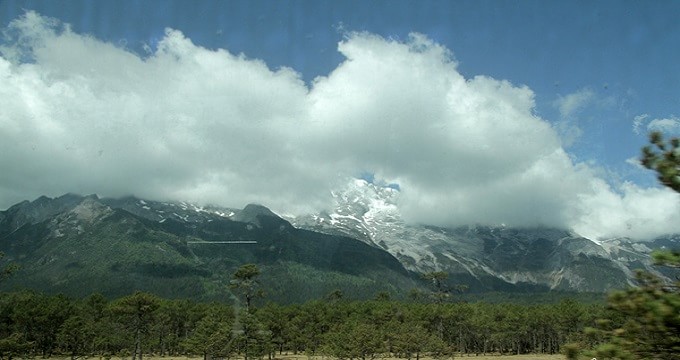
(648, 116, 680, 134)
(633, 113, 649, 135)
(554, 120, 583, 147)
(0, 14, 328, 214)
(554, 87, 595, 118)
(571, 181, 680, 241)
(625, 156, 644, 170)
(632, 114, 680, 135)
(1, 13, 679, 241)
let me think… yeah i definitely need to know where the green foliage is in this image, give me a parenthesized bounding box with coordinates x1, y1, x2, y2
(253, 303, 287, 356)
(57, 314, 89, 359)
(237, 310, 271, 360)
(109, 291, 160, 360)
(0, 196, 418, 303)
(373, 291, 391, 301)
(4, 292, 74, 357)
(641, 131, 680, 192)
(263, 261, 410, 303)
(421, 271, 467, 304)
(0, 252, 18, 282)
(561, 342, 581, 360)
(326, 289, 344, 302)
(0, 332, 32, 360)
(422, 271, 451, 303)
(591, 265, 680, 359)
(389, 321, 447, 360)
(233, 264, 261, 281)
(585, 131, 680, 359)
(653, 249, 680, 267)
(323, 321, 385, 360)
(0, 214, 212, 300)
(0, 289, 612, 359)
(230, 264, 263, 311)
(455, 290, 606, 304)
(183, 305, 235, 360)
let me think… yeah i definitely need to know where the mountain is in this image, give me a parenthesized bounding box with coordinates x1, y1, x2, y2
(0, 194, 416, 303)
(288, 179, 680, 293)
(2, 185, 677, 302)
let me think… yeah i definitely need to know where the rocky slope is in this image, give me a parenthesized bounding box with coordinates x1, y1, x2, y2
(288, 179, 679, 292)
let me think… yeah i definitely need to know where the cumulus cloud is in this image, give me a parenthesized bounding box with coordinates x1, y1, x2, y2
(570, 181, 680, 240)
(1, 12, 679, 241)
(0, 12, 327, 214)
(648, 116, 680, 134)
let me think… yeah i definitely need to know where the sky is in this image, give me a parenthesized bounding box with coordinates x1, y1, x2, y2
(1, 0, 679, 241)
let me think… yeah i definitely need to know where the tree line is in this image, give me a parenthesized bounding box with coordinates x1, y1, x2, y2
(0, 286, 614, 360)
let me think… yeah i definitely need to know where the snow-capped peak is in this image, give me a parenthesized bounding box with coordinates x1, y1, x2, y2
(288, 178, 676, 293)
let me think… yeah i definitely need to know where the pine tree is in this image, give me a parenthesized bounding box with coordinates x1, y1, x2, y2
(110, 292, 160, 360)
(183, 306, 235, 360)
(230, 264, 263, 312)
(589, 131, 680, 359)
(641, 131, 680, 192)
(0, 252, 18, 283)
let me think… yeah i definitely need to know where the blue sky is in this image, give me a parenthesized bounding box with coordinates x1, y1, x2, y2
(1, 0, 679, 239)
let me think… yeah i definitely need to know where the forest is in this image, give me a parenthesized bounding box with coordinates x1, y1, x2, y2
(0, 289, 610, 360)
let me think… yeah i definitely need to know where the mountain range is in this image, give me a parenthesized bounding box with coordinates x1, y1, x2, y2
(290, 180, 680, 292)
(0, 181, 678, 303)
(0, 193, 414, 303)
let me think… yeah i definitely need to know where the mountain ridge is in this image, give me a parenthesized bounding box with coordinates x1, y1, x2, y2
(0, 193, 416, 303)
(287, 179, 680, 292)
(1, 188, 678, 300)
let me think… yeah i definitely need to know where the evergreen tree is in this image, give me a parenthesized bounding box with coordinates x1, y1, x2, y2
(589, 131, 680, 359)
(641, 131, 680, 192)
(109, 291, 160, 360)
(323, 321, 385, 360)
(0, 333, 32, 360)
(183, 305, 235, 360)
(230, 264, 263, 312)
(256, 303, 288, 356)
(0, 253, 18, 283)
(421, 272, 450, 304)
(57, 314, 89, 360)
(237, 310, 271, 360)
(82, 293, 108, 356)
(325, 289, 344, 302)
(390, 321, 446, 360)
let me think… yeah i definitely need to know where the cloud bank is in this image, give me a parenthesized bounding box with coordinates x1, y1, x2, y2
(1, 12, 679, 241)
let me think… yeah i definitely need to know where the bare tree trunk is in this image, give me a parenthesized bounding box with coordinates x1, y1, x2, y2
(134, 327, 142, 360)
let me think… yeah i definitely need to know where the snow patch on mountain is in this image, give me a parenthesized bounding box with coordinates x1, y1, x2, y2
(99, 196, 240, 224)
(287, 178, 677, 292)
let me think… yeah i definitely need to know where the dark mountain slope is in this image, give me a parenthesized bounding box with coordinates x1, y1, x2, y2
(0, 195, 415, 303)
